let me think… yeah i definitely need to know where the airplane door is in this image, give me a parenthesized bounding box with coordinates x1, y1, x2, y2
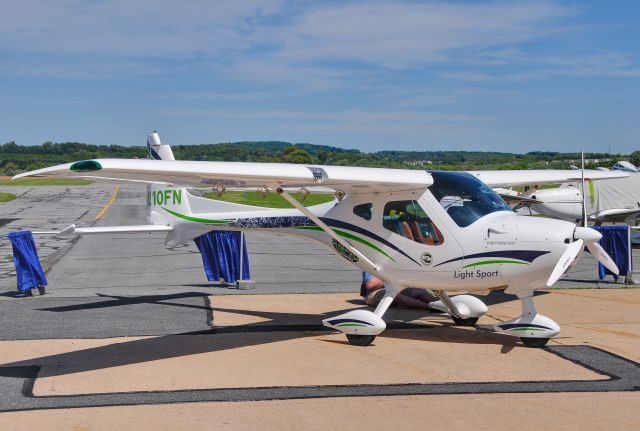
(380, 197, 464, 272)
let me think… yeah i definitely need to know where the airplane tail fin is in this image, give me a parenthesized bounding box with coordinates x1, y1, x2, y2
(147, 183, 218, 247)
(147, 131, 175, 161)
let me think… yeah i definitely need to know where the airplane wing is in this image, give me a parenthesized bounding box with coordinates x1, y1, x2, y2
(15, 159, 629, 192)
(498, 193, 541, 205)
(593, 208, 640, 224)
(13, 159, 432, 193)
(467, 169, 629, 188)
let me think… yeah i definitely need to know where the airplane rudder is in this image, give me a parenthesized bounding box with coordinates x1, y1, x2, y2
(147, 131, 175, 161)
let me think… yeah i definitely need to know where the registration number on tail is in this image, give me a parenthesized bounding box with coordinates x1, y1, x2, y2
(148, 189, 182, 206)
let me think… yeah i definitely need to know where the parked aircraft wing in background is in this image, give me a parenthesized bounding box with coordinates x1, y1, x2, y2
(467, 169, 628, 188)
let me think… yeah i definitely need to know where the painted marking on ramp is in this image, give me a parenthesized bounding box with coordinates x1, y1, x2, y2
(0, 345, 637, 412)
(95, 186, 119, 221)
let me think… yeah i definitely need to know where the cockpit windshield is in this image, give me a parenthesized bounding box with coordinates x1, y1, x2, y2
(428, 171, 512, 227)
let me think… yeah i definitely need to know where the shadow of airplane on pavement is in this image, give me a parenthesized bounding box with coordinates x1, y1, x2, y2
(0, 291, 531, 380)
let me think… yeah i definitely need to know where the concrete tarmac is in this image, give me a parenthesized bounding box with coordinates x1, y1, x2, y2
(0, 183, 639, 430)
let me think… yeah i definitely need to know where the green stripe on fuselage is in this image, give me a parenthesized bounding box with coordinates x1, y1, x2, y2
(463, 259, 528, 268)
(296, 226, 395, 261)
(162, 207, 231, 224)
(160, 208, 395, 262)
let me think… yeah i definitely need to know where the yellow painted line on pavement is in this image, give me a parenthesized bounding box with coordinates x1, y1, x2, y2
(95, 186, 119, 221)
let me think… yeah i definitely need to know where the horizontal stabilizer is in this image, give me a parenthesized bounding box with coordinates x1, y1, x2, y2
(33, 224, 173, 235)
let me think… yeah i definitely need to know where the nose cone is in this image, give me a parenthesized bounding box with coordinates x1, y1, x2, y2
(488, 215, 578, 290)
(573, 226, 602, 244)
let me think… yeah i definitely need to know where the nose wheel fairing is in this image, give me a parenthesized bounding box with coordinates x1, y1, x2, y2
(494, 296, 560, 347)
(322, 310, 387, 337)
(428, 293, 488, 320)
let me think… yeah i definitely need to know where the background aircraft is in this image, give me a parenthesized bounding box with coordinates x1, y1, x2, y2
(508, 161, 640, 225)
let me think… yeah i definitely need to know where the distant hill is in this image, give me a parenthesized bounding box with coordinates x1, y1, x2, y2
(374, 150, 517, 164)
(224, 141, 291, 153)
(210, 141, 361, 155)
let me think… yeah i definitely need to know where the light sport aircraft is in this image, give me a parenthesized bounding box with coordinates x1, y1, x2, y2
(14, 135, 629, 348)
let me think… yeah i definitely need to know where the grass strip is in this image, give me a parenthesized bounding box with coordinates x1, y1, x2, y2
(0, 177, 93, 186)
(203, 190, 334, 208)
(0, 192, 16, 203)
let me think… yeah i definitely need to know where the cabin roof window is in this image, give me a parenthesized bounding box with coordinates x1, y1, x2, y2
(429, 171, 511, 227)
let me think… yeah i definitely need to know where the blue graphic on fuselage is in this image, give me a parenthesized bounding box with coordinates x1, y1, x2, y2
(497, 323, 553, 331)
(326, 318, 374, 326)
(225, 215, 421, 266)
(233, 216, 313, 229)
(433, 250, 550, 268)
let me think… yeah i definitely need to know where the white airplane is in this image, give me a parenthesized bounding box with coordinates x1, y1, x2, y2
(13, 134, 629, 348)
(611, 161, 639, 173)
(507, 164, 640, 225)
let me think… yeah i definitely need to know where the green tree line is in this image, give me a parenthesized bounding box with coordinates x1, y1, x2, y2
(0, 140, 637, 176)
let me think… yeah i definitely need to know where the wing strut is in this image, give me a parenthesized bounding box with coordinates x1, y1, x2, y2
(276, 187, 379, 273)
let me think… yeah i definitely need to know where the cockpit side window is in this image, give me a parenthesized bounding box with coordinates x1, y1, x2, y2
(353, 203, 373, 221)
(382, 200, 444, 245)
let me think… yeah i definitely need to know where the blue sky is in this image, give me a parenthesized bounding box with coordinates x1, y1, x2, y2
(1, 0, 639, 153)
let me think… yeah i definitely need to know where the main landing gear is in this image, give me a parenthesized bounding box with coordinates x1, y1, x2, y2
(322, 290, 490, 346)
(324, 289, 558, 348)
(494, 295, 560, 348)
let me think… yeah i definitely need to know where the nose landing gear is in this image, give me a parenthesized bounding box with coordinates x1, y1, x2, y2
(322, 307, 388, 347)
(429, 291, 488, 326)
(346, 334, 377, 346)
(494, 295, 560, 348)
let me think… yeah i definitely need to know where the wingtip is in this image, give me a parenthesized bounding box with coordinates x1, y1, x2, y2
(10, 162, 75, 180)
(11, 172, 30, 180)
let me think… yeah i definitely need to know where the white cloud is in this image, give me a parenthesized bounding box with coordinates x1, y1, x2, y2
(270, 1, 577, 68)
(211, 59, 351, 91)
(0, 0, 285, 57)
(1, 1, 637, 85)
(437, 71, 495, 81)
(0, 59, 166, 79)
(0, 1, 576, 65)
(149, 91, 292, 102)
(439, 51, 640, 81)
(159, 107, 493, 125)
